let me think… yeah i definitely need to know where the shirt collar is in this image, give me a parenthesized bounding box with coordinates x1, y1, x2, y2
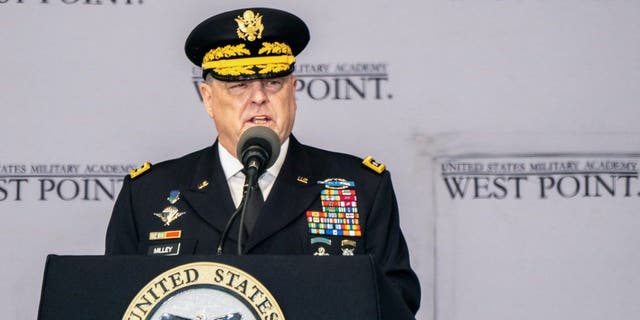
(218, 136, 290, 180)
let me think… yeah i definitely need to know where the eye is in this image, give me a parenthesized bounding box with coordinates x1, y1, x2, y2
(263, 79, 284, 91)
(226, 82, 248, 94)
(228, 82, 248, 89)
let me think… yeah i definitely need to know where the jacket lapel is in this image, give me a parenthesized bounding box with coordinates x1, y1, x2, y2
(180, 143, 240, 241)
(245, 136, 325, 252)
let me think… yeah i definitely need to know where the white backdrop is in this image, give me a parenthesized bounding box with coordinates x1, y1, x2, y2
(1, 1, 640, 319)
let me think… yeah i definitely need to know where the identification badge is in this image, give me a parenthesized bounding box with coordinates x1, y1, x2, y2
(147, 242, 181, 256)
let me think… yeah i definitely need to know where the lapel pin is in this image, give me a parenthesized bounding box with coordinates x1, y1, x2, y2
(197, 180, 209, 190)
(296, 176, 309, 184)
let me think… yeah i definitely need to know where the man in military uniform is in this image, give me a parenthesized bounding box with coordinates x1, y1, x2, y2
(105, 7, 420, 315)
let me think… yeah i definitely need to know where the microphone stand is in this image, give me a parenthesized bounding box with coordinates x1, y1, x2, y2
(236, 160, 260, 255)
(216, 159, 261, 255)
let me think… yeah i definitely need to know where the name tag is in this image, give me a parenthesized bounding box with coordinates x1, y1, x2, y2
(147, 242, 181, 256)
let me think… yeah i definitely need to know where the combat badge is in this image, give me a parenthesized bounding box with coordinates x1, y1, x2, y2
(341, 239, 357, 256)
(317, 178, 355, 189)
(154, 206, 186, 227)
(311, 237, 331, 256)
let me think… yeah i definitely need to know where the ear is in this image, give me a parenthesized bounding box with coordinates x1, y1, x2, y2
(199, 82, 215, 118)
(290, 76, 298, 111)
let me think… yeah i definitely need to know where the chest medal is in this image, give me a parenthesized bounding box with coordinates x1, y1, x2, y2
(306, 178, 362, 237)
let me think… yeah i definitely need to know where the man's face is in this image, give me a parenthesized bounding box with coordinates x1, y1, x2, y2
(199, 75, 297, 158)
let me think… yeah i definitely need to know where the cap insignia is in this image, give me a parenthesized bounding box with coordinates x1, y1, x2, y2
(202, 42, 295, 77)
(259, 42, 292, 55)
(235, 10, 264, 42)
(203, 44, 250, 62)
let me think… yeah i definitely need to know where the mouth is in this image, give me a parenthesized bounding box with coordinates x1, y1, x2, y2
(248, 115, 272, 125)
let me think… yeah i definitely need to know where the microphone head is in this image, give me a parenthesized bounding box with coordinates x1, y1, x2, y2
(236, 126, 281, 170)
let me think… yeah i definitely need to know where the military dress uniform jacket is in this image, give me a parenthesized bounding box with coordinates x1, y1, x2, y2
(105, 136, 420, 314)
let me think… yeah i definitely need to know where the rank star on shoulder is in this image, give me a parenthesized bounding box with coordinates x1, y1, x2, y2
(153, 206, 186, 226)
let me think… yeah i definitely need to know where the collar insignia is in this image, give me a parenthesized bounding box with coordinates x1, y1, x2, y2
(197, 180, 209, 190)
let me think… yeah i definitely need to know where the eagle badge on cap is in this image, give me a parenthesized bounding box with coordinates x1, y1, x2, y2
(235, 10, 264, 41)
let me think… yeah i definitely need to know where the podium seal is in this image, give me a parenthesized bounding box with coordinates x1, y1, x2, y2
(122, 262, 285, 320)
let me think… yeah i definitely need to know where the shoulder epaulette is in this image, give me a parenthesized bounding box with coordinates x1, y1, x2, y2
(362, 156, 385, 174)
(130, 161, 152, 179)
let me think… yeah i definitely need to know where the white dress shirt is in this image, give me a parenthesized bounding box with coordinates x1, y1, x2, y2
(218, 138, 289, 208)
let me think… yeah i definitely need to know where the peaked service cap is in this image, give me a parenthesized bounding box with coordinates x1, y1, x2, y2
(185, 7, 310, 81)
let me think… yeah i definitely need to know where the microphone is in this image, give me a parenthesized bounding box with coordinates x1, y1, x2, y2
(236, 126, 281, 176)
(217, 126, 281, 255)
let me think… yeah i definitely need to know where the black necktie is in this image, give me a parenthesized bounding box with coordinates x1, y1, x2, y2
(243, 183, 264, 236)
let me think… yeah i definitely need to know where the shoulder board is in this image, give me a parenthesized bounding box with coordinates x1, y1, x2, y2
(130, 161, 152, 179)
(362, 156, 385, 174)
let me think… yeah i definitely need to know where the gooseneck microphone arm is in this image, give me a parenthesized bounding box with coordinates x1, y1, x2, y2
(216, 203, 243, 255)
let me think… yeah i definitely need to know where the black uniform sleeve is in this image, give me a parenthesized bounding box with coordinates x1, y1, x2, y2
(365, 170, 421, 315)
(105, 177, 140, 255)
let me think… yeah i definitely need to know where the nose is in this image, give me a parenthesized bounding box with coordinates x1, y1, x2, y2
(249, 81, 268, 105)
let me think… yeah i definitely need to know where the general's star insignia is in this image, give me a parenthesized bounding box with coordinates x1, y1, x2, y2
(153, 206, 186, 226)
